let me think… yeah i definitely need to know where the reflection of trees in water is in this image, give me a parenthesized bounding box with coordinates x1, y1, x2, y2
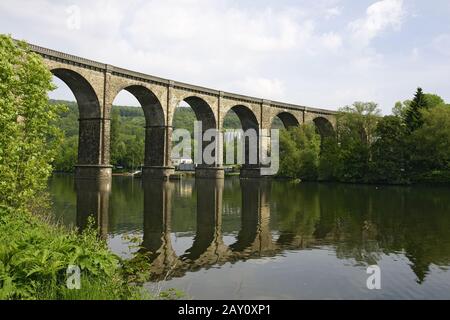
(308, 184, 450, 283)
(270, 182, 321, 249)
(269, 181, 450, 283)
(71, 173, 450, 284)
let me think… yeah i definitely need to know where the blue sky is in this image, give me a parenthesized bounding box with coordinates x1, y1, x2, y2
(1, 0, 450, 113)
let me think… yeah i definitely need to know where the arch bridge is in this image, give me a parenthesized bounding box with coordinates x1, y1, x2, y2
(29, 43, 337, 180)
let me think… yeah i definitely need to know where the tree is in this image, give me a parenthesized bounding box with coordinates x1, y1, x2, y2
(278, 125, 321, 180)
(392, 100, 411, 120)
(424, 94, 445, 109)
(336, 102, 381, 182)
(410, 105, 450, 177)
(279, 129, 301, 178)
(339, 102, 381, 147)
(296, 125, 321, 180)
(53, 135, 78, 172)
(371, 116, 409, 184)
(318, 137, 341, 181)
(404, 88, 427, 132)
(0, 35, 64, 209)
(394, 94, 443, 121)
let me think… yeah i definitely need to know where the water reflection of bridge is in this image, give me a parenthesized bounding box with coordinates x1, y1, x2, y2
(75, 177, 310, 282)
(73, 175, 450, 284)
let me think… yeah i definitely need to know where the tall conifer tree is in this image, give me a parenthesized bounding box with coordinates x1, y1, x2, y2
(405, 88, 427, 132)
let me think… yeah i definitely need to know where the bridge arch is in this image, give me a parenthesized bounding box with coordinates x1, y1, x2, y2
(222, 105, 260, 171)
(173, 96, 217, 130)
(313, 116, 335, 138)
(111, 85, 166, 168)
(273, 111, 300, 129)
(171, 95, 218, 171)
(227, 104, 259, 131)
(51, 68, 103, 167)
(113, 85, 165, 126)
(51, 68, 101, 118)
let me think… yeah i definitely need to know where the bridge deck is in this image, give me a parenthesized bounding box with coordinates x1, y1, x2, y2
(26, 42, 337, 116)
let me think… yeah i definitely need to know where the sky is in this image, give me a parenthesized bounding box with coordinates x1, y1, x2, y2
(1, 0, 450, 114)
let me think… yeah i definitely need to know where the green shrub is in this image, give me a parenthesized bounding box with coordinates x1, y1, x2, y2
(0, 208, 132, 299)
(278, 125, 321, 180)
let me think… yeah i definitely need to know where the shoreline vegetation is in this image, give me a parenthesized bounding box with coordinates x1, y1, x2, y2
(276, 96, 450, 186)
(0, 35, 183, 300)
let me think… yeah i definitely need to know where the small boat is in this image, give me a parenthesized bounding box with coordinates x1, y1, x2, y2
(131, 170, 142, 178)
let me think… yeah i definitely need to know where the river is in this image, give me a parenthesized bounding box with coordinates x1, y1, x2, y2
(49, 174, 450, 299)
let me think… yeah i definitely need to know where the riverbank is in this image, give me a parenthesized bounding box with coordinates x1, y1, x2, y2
(0, 205, 142, 299)
(0, 203, 190, 300)
(274, 175, 450, 186)
(52, 170, 450, 186)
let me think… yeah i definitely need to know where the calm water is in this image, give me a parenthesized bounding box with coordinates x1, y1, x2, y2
(49, 175, 450, 300)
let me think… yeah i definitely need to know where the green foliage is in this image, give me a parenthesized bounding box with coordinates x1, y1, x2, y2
(278, 125, 321, 180)
(424, 93, 445, 109)
(0, 35, 64, 209)
(333, 102, 381, 183)
(409, 105, 450, 177)
(0, 209, 126, 299)
(158, 288, 186, 300)
(332, 91, 450, 184)
(392, 100, 411, 120)
(51, 101, 78, 171)
(405, 87, 427, 132)
(340, 138, 371, 183)
(54, 136, 78, 172)
(222, 109, 242, 129)
(279, 129, 301, 178)
(370, 116, 409, 184)
(338, 102, 381, 146)
(318, 137, 341, 181)
(173, 107, 197, 134)
(395, 94, 443, 125)
(317, 95, 449, 185)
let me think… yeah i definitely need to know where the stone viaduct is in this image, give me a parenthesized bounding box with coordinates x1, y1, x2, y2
(30, 43, 337, 180)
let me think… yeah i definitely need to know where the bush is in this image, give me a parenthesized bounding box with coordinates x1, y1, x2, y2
(0, 35, 63, 209)
(278, 125, 321, 180)
(318, 137, 341, 181)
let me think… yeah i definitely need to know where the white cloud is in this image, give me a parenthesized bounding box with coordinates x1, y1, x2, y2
(320, 32, 343, 51)
(349, 0, 405, 46)
(233, 77, 286, 100)
(325, 7, 342, 20)
(432, 34, 450, 57)
(410, 47, 420, 62)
